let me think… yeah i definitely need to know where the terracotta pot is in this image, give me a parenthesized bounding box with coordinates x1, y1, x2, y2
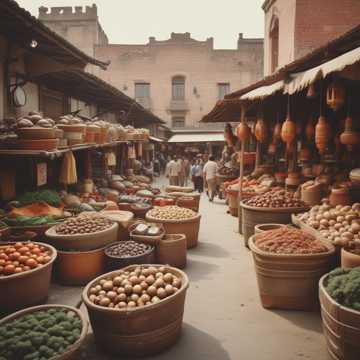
(315, 115, 331, 154)
(255, 118, 267, 143)
(340, 116, 360, 151)
(281, 117, 296, 150)
(341, 248, 360, 269)
(329, 187, 351, 206)
(55, 247, 106, 286)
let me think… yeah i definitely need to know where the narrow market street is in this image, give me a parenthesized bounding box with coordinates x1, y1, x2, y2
(49, 177, 328, 360)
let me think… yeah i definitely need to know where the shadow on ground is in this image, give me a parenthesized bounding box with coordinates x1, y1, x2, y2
(184, 258, 219, 282)
(80, 323, 231, 360)
(190, 241, 231, 258)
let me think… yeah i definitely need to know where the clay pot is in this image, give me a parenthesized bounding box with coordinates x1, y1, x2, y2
(329, 186, 351, 206)
(326, 80, 345, 111)
(341, 248, 360, 269)
(236, 122, 251, 141)
(255, 119, 267, 143)
(340, 116, 360, 151)
(281, 117, 296, 150)
(315, 116, 331, 154)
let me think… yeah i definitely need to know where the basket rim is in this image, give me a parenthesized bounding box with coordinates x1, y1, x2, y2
(0, 304, 88, 360)
(240, 201, 309, 213)
(0, 241, 57, 281)
(145, 211, 201, 224)
(45, 221, 118, 238)
(319, 273, 360, 317)
(248, 234, 335, 258)
(82, 264, 189, 315)
(104, 241, 155, 259)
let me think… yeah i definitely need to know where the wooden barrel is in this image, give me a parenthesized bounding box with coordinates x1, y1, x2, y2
(319, 274, 360, 360)
(156, 234, 187, 269)
(82, 265, 189, 356)
(146, 213, 201, 249)
(249, 236, 335, 310)
(241, 202, 308, 246)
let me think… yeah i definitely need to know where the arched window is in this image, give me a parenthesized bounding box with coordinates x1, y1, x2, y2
(172, 76, 185, 100)
(270, 16, 279, 73)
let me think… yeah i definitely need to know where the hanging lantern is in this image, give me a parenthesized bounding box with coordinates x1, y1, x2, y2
(255, 118, 267, 143)
(340, 116, 360, 151)
(315, 115, 331, 154)
(281, 116, 296, 151)
(326, 80, 345, 111)
(305, 116, 315, 142)
(306, 84, 316, 99)
(236, 122, 251, 141)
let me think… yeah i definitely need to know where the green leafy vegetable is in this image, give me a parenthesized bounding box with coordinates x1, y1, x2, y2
(17, 190, 61, 207)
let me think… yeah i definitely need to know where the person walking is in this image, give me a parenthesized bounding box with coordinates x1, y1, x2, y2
(177, 157, 185, 187)
(203, 155, 218, 201)
(165, 156, 180, 186)
(183, 157, 191, 186)
(193, 159, 204, 193)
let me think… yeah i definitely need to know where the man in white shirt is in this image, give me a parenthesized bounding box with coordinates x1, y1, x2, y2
(203, 156, 218, 201)
(166, 156, 181, 186)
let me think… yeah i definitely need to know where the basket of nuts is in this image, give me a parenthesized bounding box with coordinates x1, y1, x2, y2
(82, 264, 189, 356)
(146, 206, 201, 249)
(45, 214, 118, 251)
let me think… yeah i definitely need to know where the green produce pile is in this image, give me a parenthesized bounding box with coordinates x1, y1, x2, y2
(2, 216, 60, 227)
(325, 267, 360, 311)
(17, 190, 61, 208)
(0, 308, 82, 360)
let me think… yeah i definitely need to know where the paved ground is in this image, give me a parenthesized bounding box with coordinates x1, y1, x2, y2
(48, 178, 330, 360)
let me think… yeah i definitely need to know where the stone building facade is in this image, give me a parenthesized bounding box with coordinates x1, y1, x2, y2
(38, 6, 264, 129)
(263, 0, 360, 75)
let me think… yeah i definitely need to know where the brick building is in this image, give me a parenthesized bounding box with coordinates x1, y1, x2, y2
(38, 5, 264, 130)
(263, 0, 360, 75)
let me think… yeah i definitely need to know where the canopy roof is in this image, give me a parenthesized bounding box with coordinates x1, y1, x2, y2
(0, 0, 109, 69)
(168, 131, 224, 143)
(34, 70, 165, 125)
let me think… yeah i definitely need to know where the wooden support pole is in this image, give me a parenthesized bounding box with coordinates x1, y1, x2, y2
(238, 104, 246, 234)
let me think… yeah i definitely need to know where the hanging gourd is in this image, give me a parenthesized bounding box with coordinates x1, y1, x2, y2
(340, 116, 360, 151)
(315, 116, 331, 155)
(255, 117, 267, 143)
(281, 117, 296, 151)
(326, 80, 345, 111)
(236, 122, 251, 141)
(305, 115, 315, 142)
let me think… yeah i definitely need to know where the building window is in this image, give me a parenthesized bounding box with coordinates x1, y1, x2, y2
(218, 83, 230, 99)
(135, 82, 150, 99)
(172, 116, 185, 128)
(270, 16, 279, 73)
(172, 76, 185, 100)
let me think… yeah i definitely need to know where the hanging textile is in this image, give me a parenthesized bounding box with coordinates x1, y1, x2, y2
(137, 142, 143, 157)
(106, 151, 116, 166)
(128, 144, 136, 159)
(59, 151, 77, 184)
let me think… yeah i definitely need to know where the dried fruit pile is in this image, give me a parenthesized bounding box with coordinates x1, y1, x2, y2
(0, 242, 52, 276)
(55, 215, 113, 235)
(245, 189, 306, 208)
(255, 227, 329, 254)
(88, 266, 182, 309)
(147, 206, 196, 220)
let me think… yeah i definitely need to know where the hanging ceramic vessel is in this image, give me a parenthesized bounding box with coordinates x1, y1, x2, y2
(305, 116, 315, 142)
(315, 115, 331, 154)
(326, 80, 345, 111)
(255, 118, 267, 143)
(236, 122, 251, 141)
(281, 116, 296, 151)
(340, 116, 360, 151)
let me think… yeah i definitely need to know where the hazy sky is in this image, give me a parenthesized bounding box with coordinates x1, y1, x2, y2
(17, 0, 264, 49)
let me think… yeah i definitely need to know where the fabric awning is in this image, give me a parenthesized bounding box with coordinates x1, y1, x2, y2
(149, 136, 164, 142)
(285, 46, 360, 94)
(168, 133, 224, 143)
(240, 80, 284, 100)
